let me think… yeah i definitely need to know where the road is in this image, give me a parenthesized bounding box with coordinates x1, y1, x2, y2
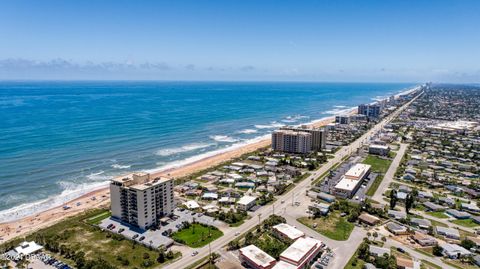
(161, 92, 422, 269)
(371, 143, 409, 204)
(384, 238, 456, 269)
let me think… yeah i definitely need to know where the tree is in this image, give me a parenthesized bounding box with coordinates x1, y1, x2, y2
(357, 239, 370, 260)
(390, 190, 398, 209)
(373, 231, 378, 241)
(405, 194, 414, 214)
(157, 249, 165, 263)
(432, 244, 443, 256)
(461, 238, 476, 250)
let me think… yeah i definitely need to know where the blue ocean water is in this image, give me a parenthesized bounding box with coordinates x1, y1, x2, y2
(0, 81, 414, 221)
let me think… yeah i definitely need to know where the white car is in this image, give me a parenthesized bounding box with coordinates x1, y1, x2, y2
(191, 251, 198, 256)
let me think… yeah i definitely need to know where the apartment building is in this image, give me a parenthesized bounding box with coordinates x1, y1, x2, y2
(272, 130, 312, 154)
(358, 103, 382, 119)
(110, 172, 174, 230)
(280, 125, 326, 150)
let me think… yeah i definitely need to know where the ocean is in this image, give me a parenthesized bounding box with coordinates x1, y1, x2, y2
(0, 81, 415, 221)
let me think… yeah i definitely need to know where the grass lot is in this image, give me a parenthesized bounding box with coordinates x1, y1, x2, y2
(451, 219, 480, 228)
(85, 210, 111, 225)
(426, 218, 448, 228)
(172, 223, 223, 248)
(0, 209, 180, 268)
(366, 174, 384, 196)
(298, 212, 354, 241)
(426, 211, 448, 219)
(362, 155, 392, 196)
(362, 155, 392, 174)
(344, 245, 365, 269)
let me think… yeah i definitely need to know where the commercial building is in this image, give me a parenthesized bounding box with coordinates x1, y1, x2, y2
(110, 172, 174, 230)
(273, 223, 305, 242)
(368, 144, 390, 156)
(280, 126, 326, 151)
(278, 237, 323, 269)
(358, 103, 382, 119)
(272, 130, 312, 154)
(237, 195, 257, 211)
(333, 163, 371, 198)
(239, 245, 277, 269)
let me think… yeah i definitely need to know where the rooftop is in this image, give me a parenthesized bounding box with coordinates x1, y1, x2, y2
(112, 172, 171, 190)
(237, 195, 257, 205)
(344, 163, 371, 180)
(239, 245, 276, 267)
(14, 241, 43, 255)
(280, 237, 322, 264)
(273, 223, 305, 240)
(334, 176, 362, 192)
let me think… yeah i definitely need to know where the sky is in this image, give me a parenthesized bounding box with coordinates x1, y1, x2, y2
(1, 0, 479, 82)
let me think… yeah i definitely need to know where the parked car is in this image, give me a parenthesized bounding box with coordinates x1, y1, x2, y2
(132, 234, 139, 239)
(139, 236, 145, 241)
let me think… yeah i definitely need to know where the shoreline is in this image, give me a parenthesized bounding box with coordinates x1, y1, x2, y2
(0, 86, 418, 243)
(0, 113, 340, 243)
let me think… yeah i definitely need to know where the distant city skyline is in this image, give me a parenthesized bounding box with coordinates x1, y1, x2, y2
(1, 0, 479, 82)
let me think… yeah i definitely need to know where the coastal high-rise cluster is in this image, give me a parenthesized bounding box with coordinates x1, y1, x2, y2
(110, 172, 174, 229)
(271, 126, 326, 154)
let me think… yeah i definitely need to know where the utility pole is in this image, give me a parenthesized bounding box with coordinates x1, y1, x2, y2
(272, 203, 275, 215)
(208, 241, 212, 268)
(258, 213, 261, 227)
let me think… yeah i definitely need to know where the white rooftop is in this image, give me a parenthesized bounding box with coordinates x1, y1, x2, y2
(183, 200, 200, 209)
(273, 223, 305, 240)
(280, 237, 322, 264)
(15, 241, 43, 255)
(240, 245, 276, 267)
(237, 195, 257, 205)
(370, 144, 389, 150)
(344, 163, 371, 180)
(334, 176, 363, 192)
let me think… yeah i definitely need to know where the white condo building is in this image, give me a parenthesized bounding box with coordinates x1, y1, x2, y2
(110, 172, 174, 230)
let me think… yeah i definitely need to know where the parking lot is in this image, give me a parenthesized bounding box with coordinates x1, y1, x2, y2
(26, 253, 71, 269)
(317, 152, 377, 202)
(99, 208, 221, 249)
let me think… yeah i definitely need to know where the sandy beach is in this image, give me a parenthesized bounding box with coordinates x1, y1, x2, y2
(0, 112, 347, 243)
